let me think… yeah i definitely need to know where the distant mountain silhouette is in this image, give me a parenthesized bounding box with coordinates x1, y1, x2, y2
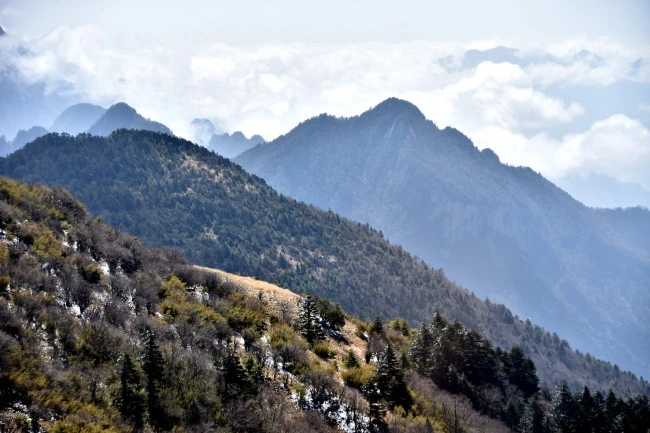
(206, 131, 265, 159)
(0, 135, 9, 156)
(236, 97, 650, 377)
(88, 102, 172, 136)
(0, 26, 5, 37)
(190, 118, 265, 158)
(0, 126, 50, 156)
(50, 103, 106, 135)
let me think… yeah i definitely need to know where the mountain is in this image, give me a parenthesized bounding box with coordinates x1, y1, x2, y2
(190, 118, 265, 158)
(50, 102, 106, 135)
(235, 97, 650, 378)
(0, 136, 9, 157)
(0, 26, 5, 36)
(2, 176, 647, 432)
(2, 126, 49, 156)
(0, 130, 647, 396)
(87, 102, 172, 136)
(206, 131, 266, 158)
(190, 118, 221, 146)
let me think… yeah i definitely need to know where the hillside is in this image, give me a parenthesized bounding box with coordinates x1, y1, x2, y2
(1, 176, 648, 432)
(0, 130, 647, 396)
(235, 97, 650, 378)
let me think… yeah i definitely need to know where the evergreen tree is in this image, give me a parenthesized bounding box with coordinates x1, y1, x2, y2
(141, 327, 166, 430)
(505, 346, 539, 398)
(299, 295, 325, 344)
(220, 350, 250, 398)
(376, 345, 412, 409)
(576, 386, 596, 433)
(362, 379, 387, 433)
(370, 316, 384, 335)
(410, 322, 433, 376)
(549, 383, 578, 433)
(519, 398, 546, 433)
(114, 353, 144, 430)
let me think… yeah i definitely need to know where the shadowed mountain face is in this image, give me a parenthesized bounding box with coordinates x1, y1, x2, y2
(1, 129, 647, 394)
(88, 102, 172, 136)
(50, 103, 106, 135)
(235, 97, 650, 377)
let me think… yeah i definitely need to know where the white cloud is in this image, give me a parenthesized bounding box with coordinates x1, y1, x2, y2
(469, 115, 650, 190)
(3, 25, 650, 193)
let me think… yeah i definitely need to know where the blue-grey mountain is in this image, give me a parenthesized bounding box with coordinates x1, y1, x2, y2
(235, 98, 650, 377)
(50, 103, 106, 135)
(87, 102, 172, 136)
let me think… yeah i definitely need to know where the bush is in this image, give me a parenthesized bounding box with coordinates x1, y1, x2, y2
(311, 341, 336, 359)
(342, 364, 375, 389)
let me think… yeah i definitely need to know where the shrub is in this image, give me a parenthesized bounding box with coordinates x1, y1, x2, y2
(311, 341, 336, 359)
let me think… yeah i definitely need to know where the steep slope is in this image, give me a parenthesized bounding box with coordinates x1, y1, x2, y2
(5, 176, 646, 432)
(0, 130, 647, 395)
(50, 102, 106, 135)
(88, 102, 172, 136)
(235, 98, 650, 378)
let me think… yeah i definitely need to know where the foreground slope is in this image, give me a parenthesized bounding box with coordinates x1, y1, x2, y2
(0, 130, 646, 394)
(235, 98, 650, 377)
(1, 176, 647, 432)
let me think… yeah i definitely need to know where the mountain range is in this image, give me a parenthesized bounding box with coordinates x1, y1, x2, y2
(235, 98, 650, 378)
(0, 128, 646, 396)
(0, 102, 172, 157)
(190, 118, 265, 158)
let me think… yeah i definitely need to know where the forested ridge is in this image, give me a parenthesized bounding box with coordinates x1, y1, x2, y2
(0, 130, 647, 397)
(0, 176, 648, 432)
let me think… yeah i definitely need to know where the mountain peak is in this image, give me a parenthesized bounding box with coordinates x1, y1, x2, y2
(51, 103, 106, 135)
(0, 26, 5, 37)
(367, 97, 426, 121)
(88, 102, 172, 137)
(106, 102, 137, 116)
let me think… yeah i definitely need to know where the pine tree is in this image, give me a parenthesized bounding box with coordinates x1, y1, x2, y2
(576, 386, 596, 433)
(141, 327, 166, 430)
(221, 350, 250, 398)
(410, 322, 433, 376)
(376, 345, 412, 409)
(549, 383, 578, 433)
(370, 316, 384, 335)
(362, 379, 387, 433)
(299, 295, 325, 344)
(114, 353, 144, 430)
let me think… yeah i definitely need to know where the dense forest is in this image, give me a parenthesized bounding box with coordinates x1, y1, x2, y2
(0, 130, 647, 397)
(0, 176, 648, 432)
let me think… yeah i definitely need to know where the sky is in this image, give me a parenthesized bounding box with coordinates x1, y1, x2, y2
(1, 0, 649, 207)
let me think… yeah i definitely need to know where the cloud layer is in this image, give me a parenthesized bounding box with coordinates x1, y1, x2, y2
(1, 26, 649, 202)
